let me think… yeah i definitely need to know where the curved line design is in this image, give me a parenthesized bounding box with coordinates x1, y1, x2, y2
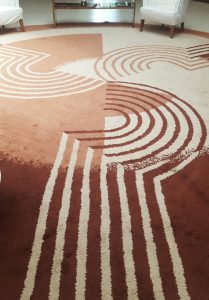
(0, 45, 104, 99)
(95, 44, 209, 81)
(1, 43, 209, 99)
(20, 82, 207, 300)
(69, 82, 206, 169)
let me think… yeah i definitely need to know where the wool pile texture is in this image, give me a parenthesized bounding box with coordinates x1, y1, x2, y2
(0, 27, 209, 300)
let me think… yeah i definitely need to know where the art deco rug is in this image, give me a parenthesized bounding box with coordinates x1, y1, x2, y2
(0, 27, 209, 300)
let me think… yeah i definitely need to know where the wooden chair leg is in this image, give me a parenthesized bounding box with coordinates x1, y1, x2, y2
(181, 22, 184, 31)
(170, 26, 175, 38)
(19, 19, 25, 32)
(140, 19, 144, 32)
(52, 5, 57, 28)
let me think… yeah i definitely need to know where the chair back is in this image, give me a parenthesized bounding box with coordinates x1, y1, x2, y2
(143, 0, 178, 6)
(0, 0, 19, 6)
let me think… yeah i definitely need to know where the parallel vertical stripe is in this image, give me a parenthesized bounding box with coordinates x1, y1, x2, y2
(135, 171, 165, 300)
(100, 156, 112, 300)
(117, 164, 138, 300)
(153, 154, 198, 300)
(20, 133, 68, 300)
(75, 147, 94, 300)
(49, 139, 80, 300)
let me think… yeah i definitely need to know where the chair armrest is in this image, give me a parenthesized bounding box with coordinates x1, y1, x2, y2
(175, 0, 190, 19)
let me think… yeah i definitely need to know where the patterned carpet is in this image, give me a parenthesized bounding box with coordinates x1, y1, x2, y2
(0, 27, 209, 300)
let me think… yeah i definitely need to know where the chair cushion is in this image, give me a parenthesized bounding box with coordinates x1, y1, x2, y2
(0, 5, 22, 25)
(144, 5, 177, 13)
(140, 6, 182, 26)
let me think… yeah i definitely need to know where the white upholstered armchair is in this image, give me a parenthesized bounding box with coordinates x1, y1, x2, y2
(0, 0, 25, 31)
(139, 0, 190, 38)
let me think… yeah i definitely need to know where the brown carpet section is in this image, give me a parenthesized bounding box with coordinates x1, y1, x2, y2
(59, 167, 83, 300)
(0, 154, 50, 300)
(0, 32, 209, 300)
(1, 152, 208, 299)
(163, 154, 209, 300)
(107, 166, 128, 299)
(0, 34, 106, 166)
(85, 165, 102, 300)
(143, 170, 180, 300)
(31, 168, 67, 300)
(124, 169, 155, 300)
(12, 34, 103, 73)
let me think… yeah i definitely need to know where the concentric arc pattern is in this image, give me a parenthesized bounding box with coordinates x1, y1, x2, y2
(20, 82, 207, 300)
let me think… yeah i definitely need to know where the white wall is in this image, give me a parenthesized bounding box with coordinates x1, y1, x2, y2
(19, 0, 209, 32)
(186, 1, 209, 32)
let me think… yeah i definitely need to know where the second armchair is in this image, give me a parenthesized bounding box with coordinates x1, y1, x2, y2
(139, 0, 190, 38)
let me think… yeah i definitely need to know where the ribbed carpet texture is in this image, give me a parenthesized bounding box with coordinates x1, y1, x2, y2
(0, 27, 209, 300)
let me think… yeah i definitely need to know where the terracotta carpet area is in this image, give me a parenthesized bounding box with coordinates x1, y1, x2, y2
(0, 27, 209, 300)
